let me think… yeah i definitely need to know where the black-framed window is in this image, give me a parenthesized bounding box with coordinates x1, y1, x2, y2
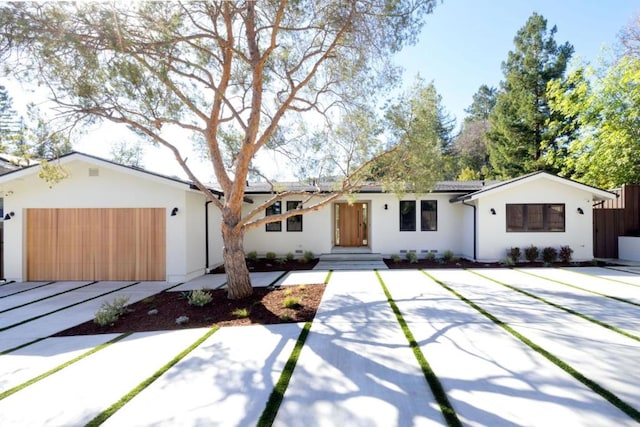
(421, 200, 437, 231)
(399, 200, 416, 231)
(506, 204, 565, 232)
(286, 201, 303, 232)
(265, 201, 282, 232)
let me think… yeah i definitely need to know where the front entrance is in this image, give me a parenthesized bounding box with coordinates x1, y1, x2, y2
(334, 202, 369, 247)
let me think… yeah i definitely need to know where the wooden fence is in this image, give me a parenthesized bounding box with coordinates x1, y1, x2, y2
(593, 184, 640, 258)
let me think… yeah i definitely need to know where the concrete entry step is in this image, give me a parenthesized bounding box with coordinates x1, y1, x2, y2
(315, 252, 387, 270)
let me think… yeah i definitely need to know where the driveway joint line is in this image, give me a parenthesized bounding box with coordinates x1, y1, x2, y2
(0, 281, 57, 300)
(0, 281, 100, 314)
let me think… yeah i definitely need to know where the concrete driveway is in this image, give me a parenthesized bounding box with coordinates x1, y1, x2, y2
(0, 267, 639, 426)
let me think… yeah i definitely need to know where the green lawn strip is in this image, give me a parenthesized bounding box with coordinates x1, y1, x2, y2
(1, 337, 49, 356)
(324, 270, 333, 284)
(0, 332, 131, 401)
(422, 270, 640, 422)
(516, 269, 640, 308)
(467, 269, 640, 343)
(257, 322, 312, 427)
(0, 281, 142, 333)
(0, 281, 100, 314)
(0, 281, 56, 299)
(86, 326, 220, 427)
(375, 271, 463, 427)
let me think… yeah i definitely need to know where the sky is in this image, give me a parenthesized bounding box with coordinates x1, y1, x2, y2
(394, 0, 640, 127)
(4, 1, 640, 181)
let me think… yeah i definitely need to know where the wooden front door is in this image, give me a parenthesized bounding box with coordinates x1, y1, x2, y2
(26, 208, 166, 281)
(335, 202, 368, 247)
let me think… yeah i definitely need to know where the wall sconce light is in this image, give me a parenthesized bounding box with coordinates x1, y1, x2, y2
(490, 208, 496, 215)
(171, 207, 179, 216)
(577, 207, 584, 215)
(384, 204, 388, 210)
(3, 211, 15, 221)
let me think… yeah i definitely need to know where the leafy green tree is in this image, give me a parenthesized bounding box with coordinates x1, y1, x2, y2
(464, 84, 497, 122)
(548, 57, 640, 187)
(487, 13, 574, 178)
(0, 1, 436, 298)
(0, 84, 25, 150)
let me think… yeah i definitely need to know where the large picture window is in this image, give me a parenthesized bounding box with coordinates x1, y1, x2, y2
(420, 200, 437, 231)
(506, 204, 565, 232)
(265, 201, 282, 232)
(286, 201, 303, 232)
(399, 201, 416, 231)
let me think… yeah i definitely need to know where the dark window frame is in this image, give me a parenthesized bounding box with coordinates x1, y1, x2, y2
(420, 200, 438, 231)
(265, 201, 282, 232)
(286, 200, 303, 232)
(399, 200, 416, 231)
(506, 203, 565, 232)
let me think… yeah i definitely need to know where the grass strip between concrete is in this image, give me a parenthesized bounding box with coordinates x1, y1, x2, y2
(468, 269, 640, 343)
(85, 326, 220, 427)
(375, 271, 463, 427)
(257, 322, 312, 427)
(324, 270, 333, 284)
(422, 270, 640, 423)
(516, 269, 640, 308)
(0, 333, 131, 401)
(0, 281, 100, 314)
(568, 267, 640, 288)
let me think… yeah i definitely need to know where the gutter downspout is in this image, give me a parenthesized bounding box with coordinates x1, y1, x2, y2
(205, 200, 212, 273)
(462, 200, 477, 261)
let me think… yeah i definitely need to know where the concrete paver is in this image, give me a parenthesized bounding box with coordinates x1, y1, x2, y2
(380, 269, 633, 426)
(102, 324, 303, 427)
(0, 281, 95, 312)
(429, 269, 640, 413)
(0, 329, 207, 426)
(0, 281, 52, 298)
(275, 271, 445, 427)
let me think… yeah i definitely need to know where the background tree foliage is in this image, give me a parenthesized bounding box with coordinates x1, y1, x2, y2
(0, 1, 437, 298)
(487, 12, 574, 179)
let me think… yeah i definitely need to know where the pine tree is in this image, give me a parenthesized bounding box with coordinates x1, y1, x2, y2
(487, 13, 574, 178)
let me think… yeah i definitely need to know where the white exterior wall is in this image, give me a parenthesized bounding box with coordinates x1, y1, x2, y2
(0, 158, 206, 282)
(242, 192, 471, 258)
(474, 178, 595, 262)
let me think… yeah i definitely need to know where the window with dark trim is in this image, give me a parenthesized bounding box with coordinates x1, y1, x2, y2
(265, 201, 282, 232)
(286, 201, 303, 232)
(506, 204, 565, 232)
(399, 200, 416, 231)
(421, 200, 437, 231)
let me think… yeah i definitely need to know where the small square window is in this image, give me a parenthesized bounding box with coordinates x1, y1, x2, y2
(266, 201, 282, 232)
(286, 201, 303, 232)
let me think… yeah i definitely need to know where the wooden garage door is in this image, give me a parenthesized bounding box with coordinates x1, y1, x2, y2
(27, 208, 166, 281)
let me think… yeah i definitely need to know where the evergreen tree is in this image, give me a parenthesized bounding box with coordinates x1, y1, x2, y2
(487, 13, 574, 178)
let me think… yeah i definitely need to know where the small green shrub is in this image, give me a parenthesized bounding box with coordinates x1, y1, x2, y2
(280, 311, 294, 322)
(426, 252, 436, 261)
(442, 250, 455, 261)
(188, 289, 213, 307)
(94, 296, 130, 327)
(232, 308, 250, 318)
(246, 251, 258, 261)
(276, 257, 287, 265)
(500, 257, 515, 267)
(405, 252, 418, 263)
(542, 246, 558, 264)
(283, 296, 301, 308)
(525, 245, 539, 262)
(299, 250, 314, 264)
(265, 252, 277, 261)
(507, 247, 521, 263)
(285, 252, 295, 262)
(391, 254, 402, 263)
(559, 245, 573, 263)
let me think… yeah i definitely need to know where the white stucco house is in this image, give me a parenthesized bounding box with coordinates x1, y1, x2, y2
(0, 152, 616, 282)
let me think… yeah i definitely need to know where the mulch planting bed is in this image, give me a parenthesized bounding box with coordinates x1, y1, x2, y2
(54, 284, 325, 336)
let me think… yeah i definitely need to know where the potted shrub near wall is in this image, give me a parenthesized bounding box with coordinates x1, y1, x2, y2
(619, 230, 640, 262)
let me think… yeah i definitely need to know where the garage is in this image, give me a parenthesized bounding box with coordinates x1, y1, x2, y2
(26, 208, 166, 281)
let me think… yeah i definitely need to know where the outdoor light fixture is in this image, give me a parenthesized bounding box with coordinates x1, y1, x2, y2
(577, 207, 584, 215)
(3, 211, 15, 221)
(490, 208, 496, 215)
(171, 207, 179, 216)
(384, 204, 388, 210)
